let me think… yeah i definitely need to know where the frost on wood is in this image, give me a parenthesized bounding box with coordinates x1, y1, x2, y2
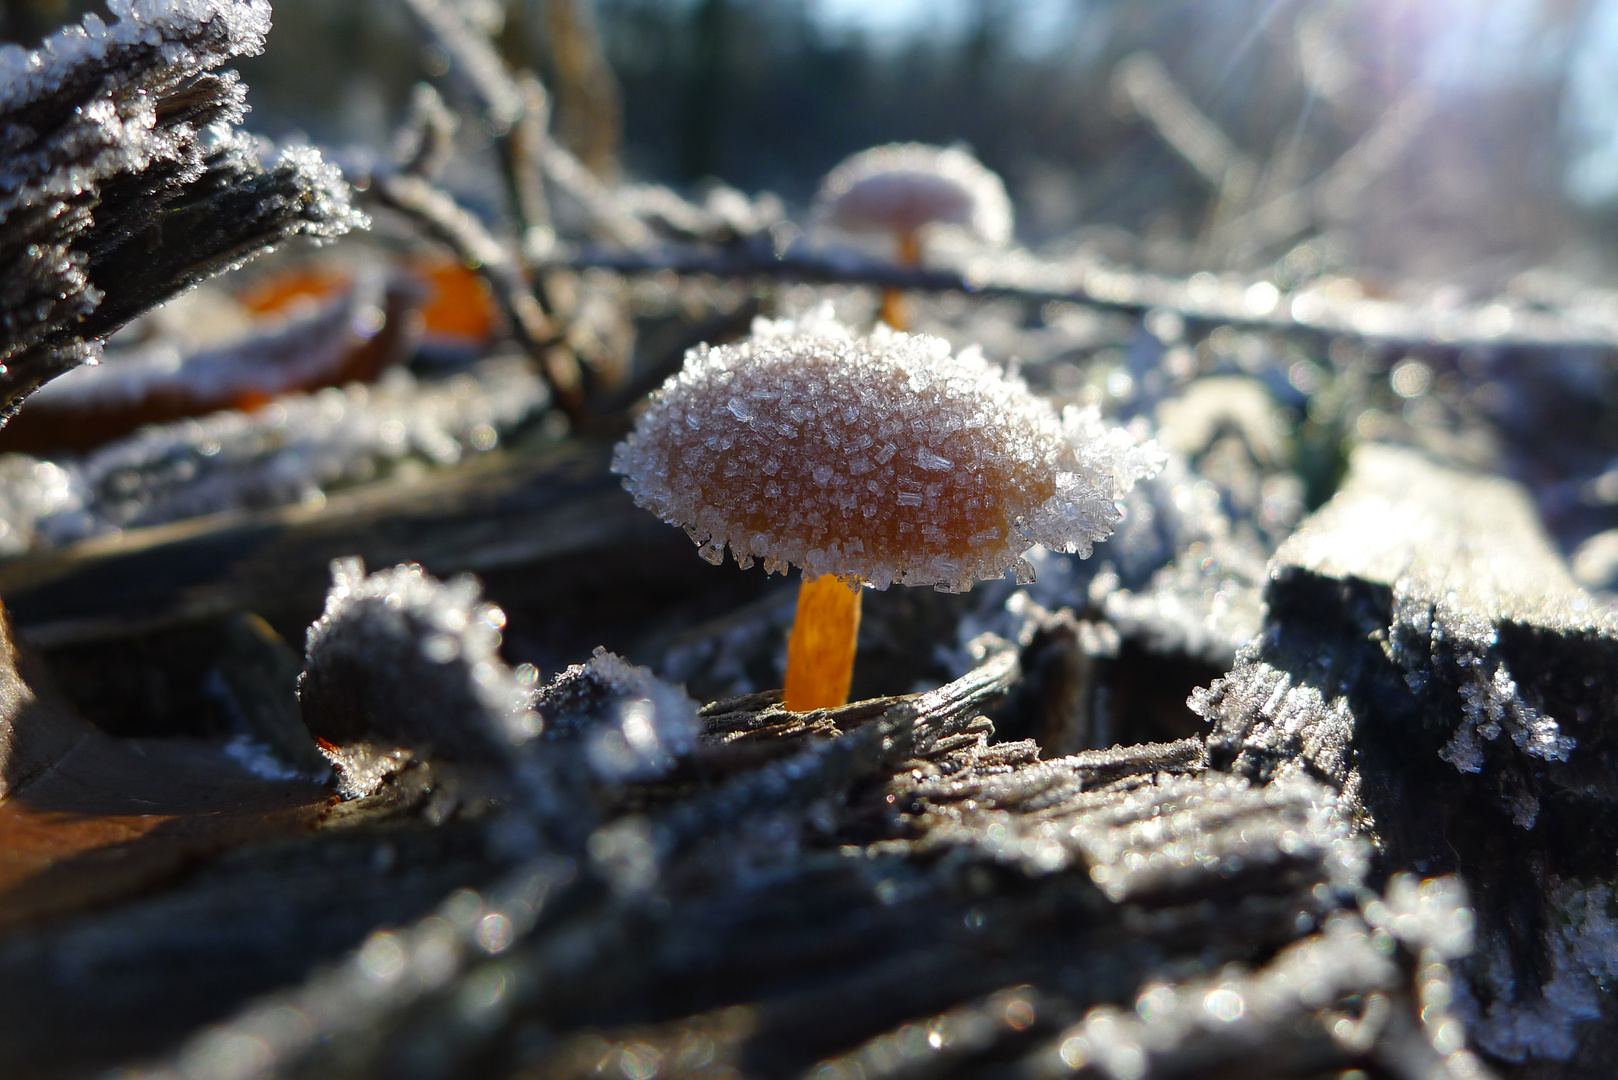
(299, 558, 539, 794)
(530, 646, 701, 784)
(1277, 444, 1607, 798)
(815, 143, 1014, 246)
(1101, 448, 1281, 665)
(0, 356, 546, 553)
(1033, 875, 1483, 1080)
(0, 0, 364, 417)
(1193, 443, 1618, 1067)
(1471, 879, 1618, 1063)
(612, 306, 1162, 592)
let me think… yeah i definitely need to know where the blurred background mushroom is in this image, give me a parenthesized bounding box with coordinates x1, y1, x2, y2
(814, 142, 1012, 328)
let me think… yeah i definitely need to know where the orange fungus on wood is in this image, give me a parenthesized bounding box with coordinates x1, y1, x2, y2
(410, 256, 499, 345)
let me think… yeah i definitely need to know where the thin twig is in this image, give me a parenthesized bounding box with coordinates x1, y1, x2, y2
(505, 73, 553, 237)
(370, 172, 584, 417)
(395, 82, 458, 181)
(1113, 53, 1257, 204)
(399, 0, 524, 129)
(399, 0, 651, 250)
(1213, 88, 1438, 258)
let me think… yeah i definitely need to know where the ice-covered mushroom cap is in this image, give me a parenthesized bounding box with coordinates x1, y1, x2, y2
(814, 143, 1014, 247)
(611, 308, 1162, 593)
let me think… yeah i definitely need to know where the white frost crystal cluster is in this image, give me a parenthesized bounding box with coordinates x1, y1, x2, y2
(0, 1, 271, 114)
(612, 307, 1163, 592)
(815, 143, 1013, 246)
(0, 0, 363, 412)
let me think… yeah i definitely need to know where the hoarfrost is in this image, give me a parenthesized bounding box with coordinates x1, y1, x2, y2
(1473, 882, 1618, 1062)
(1440, 655, 1576, 777)
(299, 558, 540, 794)
(0, 0, 363, 415)
(527, 647, 702, 785)
(578, 648, 701, 783)
(1038, 873, 1481, 1080)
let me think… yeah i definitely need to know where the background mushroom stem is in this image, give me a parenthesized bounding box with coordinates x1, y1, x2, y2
(782, 574, 863, 711)
(879, 229, 923, 330)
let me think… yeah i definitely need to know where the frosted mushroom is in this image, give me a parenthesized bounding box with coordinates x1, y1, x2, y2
(814, 143, 1012, 328)
(612, 307, 1163, 711)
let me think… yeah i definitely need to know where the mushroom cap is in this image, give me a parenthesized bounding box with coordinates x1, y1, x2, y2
(612, 309, 1158, 592)
(814, 143, 1013, 247)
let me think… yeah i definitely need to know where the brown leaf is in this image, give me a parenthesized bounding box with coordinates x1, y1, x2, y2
(0, 605, 329, 929)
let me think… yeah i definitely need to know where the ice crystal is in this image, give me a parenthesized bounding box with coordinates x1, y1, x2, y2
(1439, 654, 1576, 784)
(0, 0, 362, 414)
(1473, 880, 1618, 1062)
(567, 648, 701, 783)
(1192, 660, 1360, 793)
(814, 143, 1013, 247)
(612, 307, 1160, 592)
(300, 558, 540, 785)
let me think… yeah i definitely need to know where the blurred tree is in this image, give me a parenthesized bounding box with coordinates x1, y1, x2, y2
(681, 0, 729, 182)
(536, 0, 624, 179)
(8, 0, 1614, 282)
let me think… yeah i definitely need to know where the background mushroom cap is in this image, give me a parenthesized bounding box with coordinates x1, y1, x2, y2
(814, 143, 1014, 248)
(612, 309, 1158, 592)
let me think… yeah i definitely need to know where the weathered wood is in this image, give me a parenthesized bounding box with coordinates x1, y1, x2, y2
(0, 440, 683, 647)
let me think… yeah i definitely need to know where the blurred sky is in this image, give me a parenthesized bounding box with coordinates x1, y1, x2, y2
(811, 0, 1079, 56)
(807, 0, 1618, 208)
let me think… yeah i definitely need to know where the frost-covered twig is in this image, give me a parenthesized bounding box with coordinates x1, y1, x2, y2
(0, 0, 364, 418)
(395, 0, 555, 237)
(1113, 53, 1257, 200)
(393, 82, 459, 183)
(1212, 88, 1438, 258)
(398, 0, 647, 249)
(370, 173, 584, 415)
(542, 238, 1618, 352)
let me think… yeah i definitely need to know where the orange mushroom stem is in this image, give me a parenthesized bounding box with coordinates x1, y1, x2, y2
(878, 227, 922, 332)
(783, 573, 863, 711)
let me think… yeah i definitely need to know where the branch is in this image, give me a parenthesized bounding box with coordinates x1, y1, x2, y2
(399, 0, 649, 249)
(537, 239, 1618, 353)
(1113, 53, 1257, 203)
